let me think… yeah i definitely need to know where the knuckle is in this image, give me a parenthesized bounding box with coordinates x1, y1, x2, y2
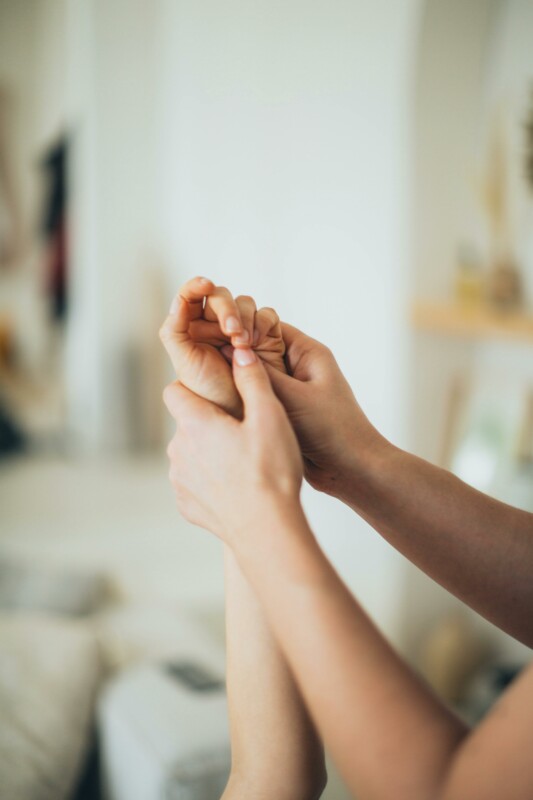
(236, 294, 254, 306)
(166, 439, 176, 460)
(159, 324, 171, 342)
(260, 307, 279, 325)
(162, 383, 175, 408)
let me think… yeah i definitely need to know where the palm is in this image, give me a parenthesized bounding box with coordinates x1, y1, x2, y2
(192, 339, 287, 417)
(185, 340, 241, 417)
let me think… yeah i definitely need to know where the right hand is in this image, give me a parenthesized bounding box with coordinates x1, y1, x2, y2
(263, 323, 387, 498)
(159, 276, 287, 419)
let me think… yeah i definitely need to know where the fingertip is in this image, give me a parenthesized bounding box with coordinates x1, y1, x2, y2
(233, 347, 257, 367)
(231, 329, 250, 346)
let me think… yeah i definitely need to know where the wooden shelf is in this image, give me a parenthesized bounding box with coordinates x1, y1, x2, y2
(411, 301, 533, 343)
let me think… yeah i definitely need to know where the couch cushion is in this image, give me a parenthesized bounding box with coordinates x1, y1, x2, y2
(0, 558, 108, 616)
(0, 613, 101, 800)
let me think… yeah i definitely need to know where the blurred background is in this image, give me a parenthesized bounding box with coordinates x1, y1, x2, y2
(0, 1, 532, 798)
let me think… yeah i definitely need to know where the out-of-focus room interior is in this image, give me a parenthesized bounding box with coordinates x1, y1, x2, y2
(0, 1, 532, 798)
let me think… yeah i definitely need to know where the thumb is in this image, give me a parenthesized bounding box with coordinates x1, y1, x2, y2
(232, 347, 277, 417)
(159, 296, 194, 376)
(262, 362, 303, 413)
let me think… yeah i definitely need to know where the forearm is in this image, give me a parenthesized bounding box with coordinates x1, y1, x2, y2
(338, 439, 533, 646)
(222, 545, 326, 800)
(233, 498, 468, 800)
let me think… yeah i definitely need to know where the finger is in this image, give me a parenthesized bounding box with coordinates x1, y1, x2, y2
(176, 276, 216, 314)
(204, 286, 243, 336)
(188, 319, 231, 347)
(232, 295, 257, 348)
(159, 296, 197, 374)
(278, 322, 306, 347)
(232, 348, 278, 420)
(160, 276, 215, 373)
(253, 306, 283, 349)
(263, 361, 305, 412)
(162, 380, 226, 425)
(279, 321, 329, 378)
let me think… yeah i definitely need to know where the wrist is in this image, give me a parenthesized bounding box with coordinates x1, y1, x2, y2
(333, 427, 396, 510)
(228, 489, 306, 552)
(229, 493, 324, 583)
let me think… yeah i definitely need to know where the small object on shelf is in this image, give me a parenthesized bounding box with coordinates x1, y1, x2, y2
(487, 254, 523, 313)
(454, 245, 484, 309)
(479, 109, 525, 314)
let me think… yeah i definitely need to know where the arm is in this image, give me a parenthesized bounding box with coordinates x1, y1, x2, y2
(163, 352, 533, 800)
(223, 549, 325, 800)
(264, 323, 533, 647)
(160, 279, 325, 799)
(340, 439, 533, 648)
(233, 497, 533, 800)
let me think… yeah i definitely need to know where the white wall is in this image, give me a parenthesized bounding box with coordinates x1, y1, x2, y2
(0, 0, 67, 240)
(67, 0, 163, 451)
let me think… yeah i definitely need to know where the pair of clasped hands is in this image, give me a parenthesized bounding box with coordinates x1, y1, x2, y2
(160, 276, 376, 547)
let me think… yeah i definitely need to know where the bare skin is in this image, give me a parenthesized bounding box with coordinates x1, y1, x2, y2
(262, 323, 533, 649)
(163, 310, 533, 800)
(159, 278, 326, 800)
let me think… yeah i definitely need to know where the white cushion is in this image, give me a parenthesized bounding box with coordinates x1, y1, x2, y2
(0, 613, 102, 800)
(99, 661, 230, 800)
(0, 558, 107, 616)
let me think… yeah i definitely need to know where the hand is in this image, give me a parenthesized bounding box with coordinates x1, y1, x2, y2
(163, 349, 303, 545)
(262, 323, 387, 498)
(159, 276, 287, 418)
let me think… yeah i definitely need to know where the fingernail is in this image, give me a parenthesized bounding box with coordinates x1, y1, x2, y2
(199, 277, 211, 285)
(234, 348, 256, 367)
(169, 296, 178, 314)
(253, 328, 260, 346)
(232, 329, 249, 345)
(225, 315, 241, 333)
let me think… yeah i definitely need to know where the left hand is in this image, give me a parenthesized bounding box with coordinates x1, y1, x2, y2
(163, 347, 303, 545)
(159, 276, 287, 418)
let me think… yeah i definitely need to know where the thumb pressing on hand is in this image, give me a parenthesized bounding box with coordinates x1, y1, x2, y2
(232, 347, 277, 418)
